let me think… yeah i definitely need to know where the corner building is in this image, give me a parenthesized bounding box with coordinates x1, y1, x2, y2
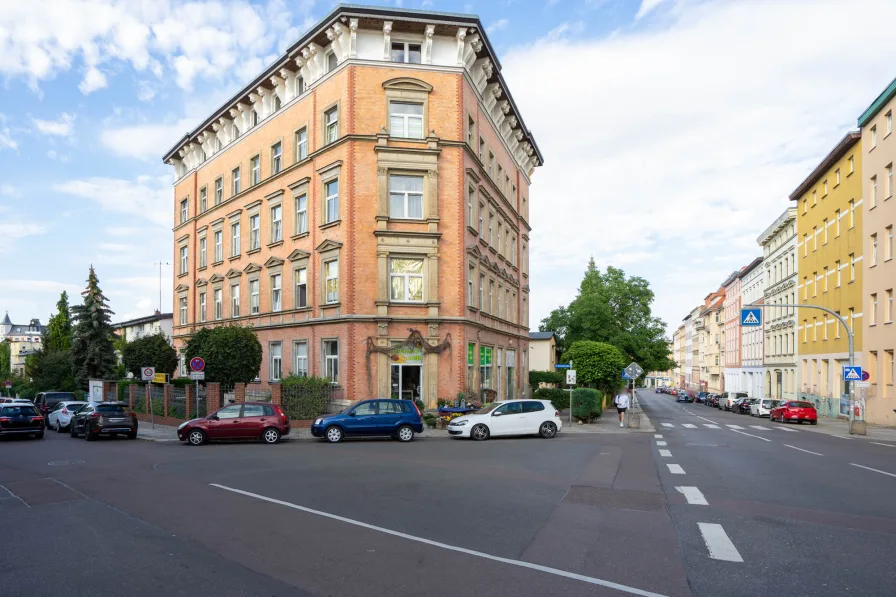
(162, 6, 543, 407)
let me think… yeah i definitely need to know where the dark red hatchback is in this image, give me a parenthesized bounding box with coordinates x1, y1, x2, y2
(177, 402, 290, 445)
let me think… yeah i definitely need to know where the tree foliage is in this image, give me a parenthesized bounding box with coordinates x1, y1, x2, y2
(0, 340, 10, 379)
(541, 259, 674, 373)
(181, 325, 262, 386)
(562, 340, 626, 398)
(70, 266, 118, 389)
(25, 349, 78, 392)
(528, 370, 564, 389)
(571, 387, 602, 423)
(46, 291, 74, 353)
(122, 333, 178, 378)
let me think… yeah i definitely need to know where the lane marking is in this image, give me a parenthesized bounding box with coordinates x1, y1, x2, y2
(870, 442, 896, 448)
(697, 523, 743, 562)
(850, 463, 896, 478)
(703, 424, 720, 429)
(209, 484, 671, 597)
(729, 429, 772, 442)
(675, 486, 708, 505)
(662, 423, 674, 428)
(656, 441, 667, 446)
(784, 444, 822, 456)
(654, 434, 664, 439)
(772, 426, 799, 433)
(749, 426, 771, 431)
(726, 425, 745, 430)
(659, 449, 672, 457)
(667, 464, 686, 474)
(831, 435, 854, 440)
(682, 423, 697, 429)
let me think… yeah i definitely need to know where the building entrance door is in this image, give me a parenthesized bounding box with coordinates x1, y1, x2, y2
(390, 344, 423, 404)
(775, 371, 783, 399)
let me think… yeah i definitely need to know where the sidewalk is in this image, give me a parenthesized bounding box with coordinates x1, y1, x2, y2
(799, 416, 896, 442)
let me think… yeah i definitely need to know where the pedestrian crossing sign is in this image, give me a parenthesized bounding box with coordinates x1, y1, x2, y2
(740, 308, 762, 327)
(843, 366, 862, 381)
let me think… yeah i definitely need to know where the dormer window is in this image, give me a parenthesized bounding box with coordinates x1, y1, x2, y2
(391, 42, 421, 64)
(326, 51, 337, 72)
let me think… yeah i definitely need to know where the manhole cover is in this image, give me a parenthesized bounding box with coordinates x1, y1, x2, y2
(47, 460, 85, 466)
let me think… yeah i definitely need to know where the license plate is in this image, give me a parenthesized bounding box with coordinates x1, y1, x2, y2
(109, 418, 126, 423)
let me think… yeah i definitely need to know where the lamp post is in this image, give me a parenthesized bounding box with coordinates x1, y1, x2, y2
(154, 262, 170, 313)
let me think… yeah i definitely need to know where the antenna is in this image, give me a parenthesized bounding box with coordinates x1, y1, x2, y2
(154, 262, 170, 313)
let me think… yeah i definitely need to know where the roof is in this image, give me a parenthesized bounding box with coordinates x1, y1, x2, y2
(2, 312, 11, 325)
(529, 331, 555, 340)
(112, 312, 174, 329)
(757, 206, 797, 246)
(858, 75, 896, 127)
(737, 257, 764, 279)
(788, 131, 861, 200)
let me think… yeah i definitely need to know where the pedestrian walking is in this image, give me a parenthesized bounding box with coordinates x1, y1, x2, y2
(614, 388, 630, 427)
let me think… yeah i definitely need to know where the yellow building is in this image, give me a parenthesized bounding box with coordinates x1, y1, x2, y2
(789, 132, 863, 418)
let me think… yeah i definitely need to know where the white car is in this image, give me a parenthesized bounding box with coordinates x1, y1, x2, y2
(447, 399, 562, 441)
(750, 399, 780, 418)
(47, 401, 87, 432)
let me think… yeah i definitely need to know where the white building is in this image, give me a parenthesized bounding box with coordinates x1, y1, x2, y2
(112, 311, 174, 343)
(740, 257, 765, 398)
(758, 207, 798, 401)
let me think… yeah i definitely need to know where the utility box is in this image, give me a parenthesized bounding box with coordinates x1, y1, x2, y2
(88, 379, 105, 402)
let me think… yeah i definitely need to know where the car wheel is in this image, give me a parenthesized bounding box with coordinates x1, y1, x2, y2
(35, 432, 44, 440)
(84, 426, 96, 441)
(56, 421, 65, 433)
(325, 426, 344, 443)
(127, 431, 138, 440)
(395, 425, 415, 442)
(539, 421, 557, 438)
(187, 429, 206, 446)
(471, 424, 490, 441)
(810, 420, 817, 425)
(262, 427, 281, 444)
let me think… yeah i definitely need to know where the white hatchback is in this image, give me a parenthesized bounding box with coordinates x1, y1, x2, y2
(47, 401, 87, 432)
(750, 399, 779, 418)
(447, 400, 562, 441)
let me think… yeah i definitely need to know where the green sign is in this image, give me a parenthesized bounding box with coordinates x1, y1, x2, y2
(390, 344, 423, 365)
(468, 343, 475, 366)
(480, 346, 493, 366)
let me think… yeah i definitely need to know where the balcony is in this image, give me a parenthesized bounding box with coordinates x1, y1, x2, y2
(695, 319, 706, 330)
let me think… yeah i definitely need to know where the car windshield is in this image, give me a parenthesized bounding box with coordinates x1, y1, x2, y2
(1, 406, 38, 416)
(792, 401, 815, 408)
(97, 404, 127, 414)
(474, 403, 499, 414)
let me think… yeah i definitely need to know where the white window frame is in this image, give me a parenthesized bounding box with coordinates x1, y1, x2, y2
(270, 341, 282, 381)
(214, 230, 223, 262)
(214, 288, 223, 320)
(199, 292, 207, 323)
(271, 142, 282, 174)
(231, 222, 240, 257)
(389, 258, 424, 303)
(250, 279, 260, 314)
(199, 237, 207, 268)
(295, 194, 307, 234)
(293, 341, 308, 377)
(271, 205, 282, 243)
(249, 214, 260, 250)
(199, 187, 207, 212)
(325, 107, 338, 144)
(389, 101, 424, 139)
(214, 178, 223, 205)
(325, 179, 339, 223)
(323, 339, 339, 384)
(180, 246, 188, 274)
(271, 274, 282, 312)
(251, 155, 260, 185)
(325, 259, 339, 304)
(295, 267, 307, 308)
(232, 167, 241, 195)
(295, 127, 308, 161)
(388, 174, 424, 219)
(231, 283, 240, 317)
(391, 41, 422, 63)
(180, 199, 188, 223)
(326, 50, 337, 72)
(179, 297, 188, 325)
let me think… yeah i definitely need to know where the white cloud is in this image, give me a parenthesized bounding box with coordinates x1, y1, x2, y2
(136, 80, 156, 102)
(32, 113, 75, 136)
(0, 114, 16, 150)
(79, 65, 108, 94)
(487, 19, 509, 34)
(502, 0, 896, 331)
(100, 118, 196, 162)
(635, 0, 668, 20)
(53, 175, 172, 226)
(0, 222, 45, 240)
(0, 184, 15, 196)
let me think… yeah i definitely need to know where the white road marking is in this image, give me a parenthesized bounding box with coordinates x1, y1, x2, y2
(703, 424, 720, 429)
(784, 444, 822, 456)
(693, 414, 718, 425)
(667, 464, 686, 474)
(772, 426, 799, 433)
(698, 523, 743, 562)
(656, 441, 667, 446)
(729, 429, 772, 442)
(726, 425, 745, 430)
(662, 423, 674, 428)
(654, 434, 664, 439)
(675, 486, 708, 505)
(850, 463, 896, 478)
(209, 484, 671, 597)
(682, 424, 697, 429)
(659, 449, 672, 457)
(871, 442, 896, 448)
(749, 426, 771, 431)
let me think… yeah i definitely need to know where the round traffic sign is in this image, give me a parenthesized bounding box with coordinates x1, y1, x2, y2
(142, 367, 154, 379)
(861, 371, 870, 381)
(190, 357, 206, 372)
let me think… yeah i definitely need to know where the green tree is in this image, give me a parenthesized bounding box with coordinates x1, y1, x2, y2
(0, 340, 11, 379)
(541, 259, 674, 373)
(45, 291, 74, 353)
(181, 325, 262, 386)
(562, 341, 626, 399)
(70, 266, 117, 389)
(122, 333, 178, 379)
(27, 349, 78, 392)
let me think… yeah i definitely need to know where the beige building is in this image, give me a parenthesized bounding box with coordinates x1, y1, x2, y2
(1, 313, 44, 374)
(699, 291, 725, 393)
(858, 80, 896, 425)
(672, 324, 685, 387)
(527, 331, 559, 373)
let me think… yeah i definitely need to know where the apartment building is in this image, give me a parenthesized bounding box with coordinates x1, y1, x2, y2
(758, 207, 798, 400)
(699, 290, 725, 394)
(723, 272, 743, 393)
(162, 6, 542, 407)
(740, 257, 765, 399)
(789, 132, 862, 415)
(857, 79, 896, 425)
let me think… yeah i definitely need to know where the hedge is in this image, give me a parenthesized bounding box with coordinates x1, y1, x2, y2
(535, 387, 569, 411)
(529, 370, 564, 388)
(572, 388, 602, 423)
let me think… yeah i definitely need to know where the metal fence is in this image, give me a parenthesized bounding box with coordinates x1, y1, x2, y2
(246, 383, 272, 403)
(221, 384, 235, 405)
(280, 384, 343, 420)
(130, 384, 147, 413)
(149, 384, 165, 417)
(169, 386, 187, 419)
(195, 384, 207, 418)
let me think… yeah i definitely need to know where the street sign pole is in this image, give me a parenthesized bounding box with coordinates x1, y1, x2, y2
(567, 360, 573, 425)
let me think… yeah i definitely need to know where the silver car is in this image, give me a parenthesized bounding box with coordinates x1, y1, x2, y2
(750, 399, 779, 417)
(47, 401, 87, 432)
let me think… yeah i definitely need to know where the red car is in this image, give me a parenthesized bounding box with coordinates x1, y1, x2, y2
(177, 402, 290, 445)
(770, 400, 818, 425)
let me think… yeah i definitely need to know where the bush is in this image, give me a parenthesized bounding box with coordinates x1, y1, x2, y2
(572, 388, 602, 423)
(529, 370, 564, 389)
(535, 387, 569, 411)
(280, 375, 332, 420)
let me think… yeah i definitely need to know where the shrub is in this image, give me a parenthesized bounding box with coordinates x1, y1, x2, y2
(529, 370, 564, 389)
(280, 375, 332, 420)
(414, 398, 425, 412)
(535, 387, 569, 411)
(572, 388, 602, 423)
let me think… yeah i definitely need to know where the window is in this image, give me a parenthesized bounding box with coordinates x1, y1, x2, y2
(468, 266, 475, 306)
(889, 164, 894, 198)
(835, 169, 841, 185)
(467, 187, 475, 228)
(215, 178, 223, 205)
(467, 116, 475, 145)
(871, 293, 878, 325)
(323, 340, 339, 383)
(296, 76, 305, 96)
(849, 254, 855, 282)
(813, 190, 817, 205)
(498, 164, 504, 190)
(390, 258, 424, 302)
(199, 187, 207, 212)
(488, 152, 494, 178)
(871, 125, 877, 148)
(836, 260, 841, 287)
(871, 233, 878, 266)
(271, 205, 282, 243)
(849, 199, 855, 228)
(271, 274, 282, 312)
(325, 179, 339, 223)
(802, 199, 807, 214)
(214, 288, 222, 320)
(270, 342, 282, 381)
(231, 283, 240, 317)
(888, 111, 893, 136)
(835, 208, 841, 237)
(294, 341, 308, 377)
(179, 297, 188, 325)
(812, 226, 817, 251)
(511, 236, 517, 266)
(199, 237, 207, 268)
(823, 266, 828, 292)
(887, 289, 893, 323)
(812, 272, 817, 297)
(180, 199, 188, 224)
(216, 404, 242, 419)
(391, 41, 421, 63)
(888, 226, 894, 260)
(198, 292, 207, 322)
(803, 276, 808, 300)
(273, 95, 281, 112)
(295, 128, 307, 161)
(325, 260, 338, 303)
(271, 142, 282, 174)
(214, 230, 223, 262)
(803, 234, 808, 257)
(479, 137, 485, 162)
(250, 279, 260, 314)
(179, 245, 188, 274)
(389, 102, 424, 139)
(823, 219, 828, 244)
(871, 176, 878, 208)
(294, 268, 307, 308)
(250, 110, 258, 127)
(479, 274, 485, 310)
(478, 203, 484, 236)
(389, 175, 424, 218)
(489, 212, 494, 245)
(295, 194, 307, 234)
(324, 107, 338, 144)
(489, 280, 495, 313)
(849, 155, 855, 174)
(251, 155, 260, 185)
(249, 214, 260, 250)
(497, 221, 503, 254)
(326, 51, 337, 72)
(231, 222, 240, 257)
(823, 180, 828, 195)
(231, 167, 241, 195)
(480, 346, 493, 389)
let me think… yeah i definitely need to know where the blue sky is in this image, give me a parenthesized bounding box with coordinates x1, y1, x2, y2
(2, 0, 896, 334)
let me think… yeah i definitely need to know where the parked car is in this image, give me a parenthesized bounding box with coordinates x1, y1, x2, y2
(770, 401, 818, 425)
(70, 402, 138, 440)
(696, 392, 708, 403)
(737, 398, 758, 414)
(33, 392, 78, 426)
(676, 391, 693, 403)
(2, 397, 32, 404)
(723, 392, 748, 411)
(0, 403, 44, 439)
(311, 398, 422, 443)
(178, 402, 290, 445)
(47, 401, 87, 432)
(750, 399, 779, 417)
(447, 399, 562, 441)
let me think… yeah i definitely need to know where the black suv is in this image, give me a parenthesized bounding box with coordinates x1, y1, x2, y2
(0, 403, 45, 439)
(33, 392, 79, 426)
(70, 402, 138, 441)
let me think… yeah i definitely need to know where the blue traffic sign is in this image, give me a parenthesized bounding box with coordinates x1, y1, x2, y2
(555, 363, 571, 369)
(843, 366, 863, 381)
(622, 370, 633, 380)
(741, 308, 762, 327)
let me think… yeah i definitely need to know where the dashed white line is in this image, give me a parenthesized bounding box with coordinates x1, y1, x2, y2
(659, 449, 672, 458)
(850, 463, 896, 478)
(682, 423, 697, 429)
(662, 423, 674, 428)
(667, 464, 686, 474)
(727, 425, 746, 430)
(871, 442, 896, 448)
(656, 441, 667, 446)
(675, 486, 709, 505)
(784, 444, 822, 456)
(749, 426, 771, 431)
(728, 429, 772, 442)
(703, 424, 720, 429)
(654, 434, 664, 439)
(830, 435, 854, 440)
(698, 523, 743, 562)
(772, 426, 799, 433)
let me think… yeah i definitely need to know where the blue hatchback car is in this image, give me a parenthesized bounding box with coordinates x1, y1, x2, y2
(311, 399, 424, 443)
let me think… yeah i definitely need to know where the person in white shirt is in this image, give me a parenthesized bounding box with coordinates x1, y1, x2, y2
(614, 389, 631, 427)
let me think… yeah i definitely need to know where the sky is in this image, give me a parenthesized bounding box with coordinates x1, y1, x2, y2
(1, 0, 895, 334)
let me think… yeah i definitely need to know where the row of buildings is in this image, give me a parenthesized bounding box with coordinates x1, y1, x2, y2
(664, 78, 896, 426)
